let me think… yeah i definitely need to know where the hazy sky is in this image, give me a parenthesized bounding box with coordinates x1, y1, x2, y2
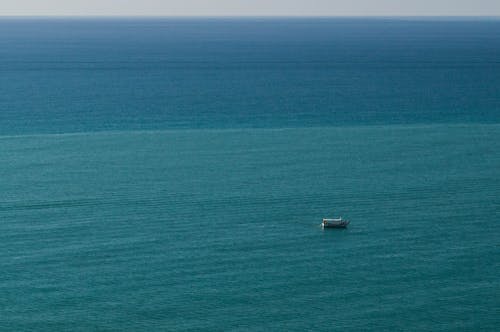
(1, 0, 499, 16)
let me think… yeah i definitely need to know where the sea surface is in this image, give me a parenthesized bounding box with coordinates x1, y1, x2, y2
(0, 18, 499, 331)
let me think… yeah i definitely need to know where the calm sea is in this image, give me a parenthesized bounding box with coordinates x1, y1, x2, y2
(0, 18, 499, 331)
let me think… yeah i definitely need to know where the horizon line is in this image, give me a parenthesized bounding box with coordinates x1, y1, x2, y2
(1, 14, 499, 19)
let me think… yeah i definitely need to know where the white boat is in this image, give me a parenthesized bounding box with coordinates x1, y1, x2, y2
(322, 217, 349, 229)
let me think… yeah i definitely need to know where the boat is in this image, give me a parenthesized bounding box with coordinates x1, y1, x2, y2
(322, 217, 349, 229)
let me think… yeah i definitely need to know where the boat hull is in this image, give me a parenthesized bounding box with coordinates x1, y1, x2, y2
(322, 220, 349, 229)
(322, 224, 348, 229)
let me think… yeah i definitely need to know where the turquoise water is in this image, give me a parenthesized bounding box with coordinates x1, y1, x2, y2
(2, 126, 499, 330)
(1, 18, 500, 330)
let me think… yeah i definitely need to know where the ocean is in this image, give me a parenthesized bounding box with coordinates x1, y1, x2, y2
(0, 18, 499, 330)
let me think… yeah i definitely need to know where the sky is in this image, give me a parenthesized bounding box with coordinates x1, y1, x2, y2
(0, 0, 499, 16)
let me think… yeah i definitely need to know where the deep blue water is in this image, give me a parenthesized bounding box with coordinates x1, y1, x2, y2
(0, 18, 499, 330)
(1, 18, 500, 133)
